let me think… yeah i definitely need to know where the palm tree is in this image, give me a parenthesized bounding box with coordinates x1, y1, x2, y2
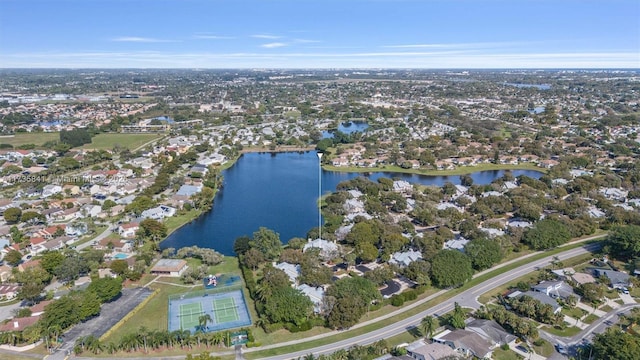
(420, 315, 438, 339)
(198, 314, 213, 332)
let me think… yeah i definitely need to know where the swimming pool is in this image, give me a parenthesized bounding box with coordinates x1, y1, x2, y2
(113, 253, 129, 259)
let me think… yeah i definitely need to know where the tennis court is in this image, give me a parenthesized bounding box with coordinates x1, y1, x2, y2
(168, 287, 251, 333)
(213, 297, 240, 323)
(179, 302, 204, 330)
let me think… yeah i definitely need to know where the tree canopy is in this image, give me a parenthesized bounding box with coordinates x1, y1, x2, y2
(430, 250, 473, 288)
(607, 225, 640, 260)
(523, 219, 571, 250)
(250, 227, 283, 260)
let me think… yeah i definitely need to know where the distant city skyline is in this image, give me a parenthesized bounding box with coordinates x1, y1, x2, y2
(0, 0, 639, 68)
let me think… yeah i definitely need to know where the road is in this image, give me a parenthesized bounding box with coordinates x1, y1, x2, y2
(252, 242, 602, 360)
(539, 304, 640, 359)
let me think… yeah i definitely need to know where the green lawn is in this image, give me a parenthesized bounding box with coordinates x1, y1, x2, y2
(543, 325, 582, 337)
(0, 132, 59, 147)
(599, 304, 613, 313)
(164, 209, 204, 234)
(493, 348, 523, 360)
(583, 314, 599, 324)
(562, 307, 588, 319)
(82, 133, 162, 151)
(531, 339, 555, 357)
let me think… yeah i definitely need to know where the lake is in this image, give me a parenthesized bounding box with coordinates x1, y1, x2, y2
(161, 151, 542, 255)
(323, 121, 370, 138)
(503, 83, 551, 90)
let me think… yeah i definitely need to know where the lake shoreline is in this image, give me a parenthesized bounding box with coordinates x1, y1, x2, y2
(160, 149, 544, 255)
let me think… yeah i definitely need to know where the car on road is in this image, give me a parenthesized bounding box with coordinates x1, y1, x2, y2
(516, 345, 529, 353)
(555, 344, 568, 354)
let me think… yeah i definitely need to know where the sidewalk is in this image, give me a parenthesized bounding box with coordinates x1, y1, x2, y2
(563, 315, 588, 330)
(576, 302, 606, 317)
(509, 343, 547, 360)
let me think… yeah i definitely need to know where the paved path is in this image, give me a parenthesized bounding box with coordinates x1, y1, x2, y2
(576, 302, 606, 317)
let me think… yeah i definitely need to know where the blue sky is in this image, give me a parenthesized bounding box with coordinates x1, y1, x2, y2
(1, 0, 639, 68)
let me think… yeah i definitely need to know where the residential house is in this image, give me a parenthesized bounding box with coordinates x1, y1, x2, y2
(0, 284, 20, 300)
(297, 284, 325, 314)
(592, 269, 632, 289)
(176, 184, 203, 197)
(118, 222, 140, 238)
(389, 249, 423, 268)
(141, 205, 176, 220)
(404, 339, 458, 360)
(433, 329, 493, 359)
(41, 184, 62, 198)
(0, 264, 12, 282)
(80, 204, 102, 218)
(466, 319, 517, 346)
(0, 316, 40, 332)
(274, 262, 300, 284)
(303, 238, 339, 260)
(509, 290, 562, 314)
(532, 280, 580, 301)
(65, 222, 88, 237)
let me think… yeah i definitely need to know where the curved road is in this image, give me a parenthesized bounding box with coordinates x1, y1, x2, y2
(252, 242, 602, 360)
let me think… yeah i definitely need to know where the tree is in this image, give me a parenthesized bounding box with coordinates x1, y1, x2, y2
(264, 286, 313, 325)
(607, 225, 640, 260)
(233, 236, 252, 255)
(250, 227, 282, 260)
(110, 259, 128, 276)
(87, 277, 122, 302)
(17, 282, 46, 304)
(459, 174, 473, 187)
(138, 219, 168, 242)
(54, 254, 90, 285)
(60, 128, 92, 147)
(592, 328, 640, 360)
(327, 295, 365, 329)
(578, 282, 605, 304)
(430, 250, 473, 288)
(197, 314, 212, 332)
(242, 248, 265, 270)
(3, 207, 22, 224)
(4, 249, 23, 266)
(464, 238, 503, 270)
(40, 251, 65, 275)
(402, 260, 431, 286)
(420, 315, 438, 339)
(448, 302, 466, 329)
(523, 219, 571, 250)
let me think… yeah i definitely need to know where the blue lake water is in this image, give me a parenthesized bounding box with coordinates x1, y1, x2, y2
(161, 151, 542, 255)
(323, 121, 369, 138)
(504, 83, 551, 90)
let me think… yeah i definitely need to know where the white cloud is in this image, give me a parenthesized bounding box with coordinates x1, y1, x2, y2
(251, 34, 282, 39)
(111, 36, 176, 43)
(261, 42, 287, 48)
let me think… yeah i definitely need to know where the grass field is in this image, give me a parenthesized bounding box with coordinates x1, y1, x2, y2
(82, 133, 162, 150)
(0, 132, 161, 150)
(543, 325, 582, 337)
(0, 132, 59, 147)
